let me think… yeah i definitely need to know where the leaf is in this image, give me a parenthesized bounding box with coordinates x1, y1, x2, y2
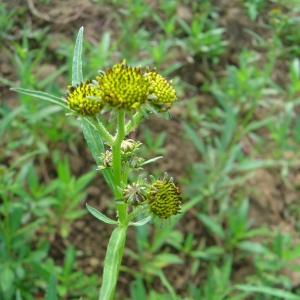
(129, 216, 151, 227)
(233, 159, 278, 171)
(152, 253, 183, 268)
(80, 118, 115, 194)
(158, 270, 177, 300)
(181, 121, 205, 155)
(63, 245, 76, 278)
(45, 270, 58, 300)
(130, 274, 147, 300)
(72, 27, 84, 86)
(29, 105, 62, 123)
(10, 88, 69, 110)
(100, 226, 127, 300)
(237, 241, 271, 254)
(236, 285, 300, 299)
(197, 213, 225, 240)
(86, 204, 118, 225)
(0, 105, 25, 139)
(0, 266, 14, 292)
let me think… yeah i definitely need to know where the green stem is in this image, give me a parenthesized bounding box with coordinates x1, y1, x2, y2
(85, 116, 114, 144)
(99, 111, 146, 299)
(125, 112, 144, 135)
(112, 111, 127, 223)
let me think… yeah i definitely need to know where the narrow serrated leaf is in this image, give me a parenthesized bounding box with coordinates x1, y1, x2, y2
(100, 226, 127, 299)
(72, 27, 84, 86)
(80, 118, 115, 194)
(10, 88, 69, 109)
(86, 204, 118, 225)
(0, 105, 25, 139)
(129, 216, 151, 227)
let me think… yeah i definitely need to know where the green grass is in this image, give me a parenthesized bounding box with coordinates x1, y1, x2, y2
(1, 0, 300, 299)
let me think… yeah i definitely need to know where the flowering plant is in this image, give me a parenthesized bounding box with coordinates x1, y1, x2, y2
(13, 27, 182, 299)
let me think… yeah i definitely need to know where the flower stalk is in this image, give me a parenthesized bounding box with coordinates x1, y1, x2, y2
(13, 27, 182, 300)
(112, 111, 127, 223)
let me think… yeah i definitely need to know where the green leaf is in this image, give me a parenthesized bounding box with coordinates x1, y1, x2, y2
(29, 105, 62, 123)
(45, 270, 58, 300)
(63, 245, 75, 278)
(10, 88, 69, 110)
(290, 243, 300, 260)
(14, 218, 44, 238)
(130, 274, 147, 300)
(80, 118, 115, 194)
(158, 270, 177, 300)
(100, 226, 127, 300)
(152, 253, 183, 268)
(0, 266, 14, 292)
(129, 216, 151, 227)
(72, 27, 84, 86)
(233, 159, 278, 171)
(0, 105, 25, 140)
(141, 156, 163, 166)
(74, 171, 95, 193)
(237, 241, 271, 254)
(86, 204, 118, 225)
(236, 285, 300, 299)
(181, 122, 206, 155)
(15, 289, 24, 300)
(65, 209, 87, 219)
(197, 213, 225, 240)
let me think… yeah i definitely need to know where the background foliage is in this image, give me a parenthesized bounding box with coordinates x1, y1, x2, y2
(1, 0, 300, 299)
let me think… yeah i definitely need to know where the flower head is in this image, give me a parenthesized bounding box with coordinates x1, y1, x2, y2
(96, 60, 151, 112)
(147, 175, 181, 219)
(145, 69, 177, 112)
(122, 181, 148, 206)
(99, 150, 113, 168)
(66, 61, 177, 117)
(66, 80, 102, 116)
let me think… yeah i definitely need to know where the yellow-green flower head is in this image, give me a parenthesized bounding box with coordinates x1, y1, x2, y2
(147, 178, 181, 219)
(96, 60, 151, 111)
(66, 80, 102, 116)
(145, 69, 177, 112)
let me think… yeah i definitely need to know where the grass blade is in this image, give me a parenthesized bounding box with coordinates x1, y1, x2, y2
(45, 270, 57, 300)
(236, 285, 300, 299)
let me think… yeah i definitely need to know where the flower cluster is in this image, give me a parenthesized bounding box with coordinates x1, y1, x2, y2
(99, 139, 144, 172)
(65, 60, 177, 117)
(121, 174, 182, 220)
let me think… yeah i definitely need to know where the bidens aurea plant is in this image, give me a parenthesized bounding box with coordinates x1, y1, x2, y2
(12, 27, 182, 300)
